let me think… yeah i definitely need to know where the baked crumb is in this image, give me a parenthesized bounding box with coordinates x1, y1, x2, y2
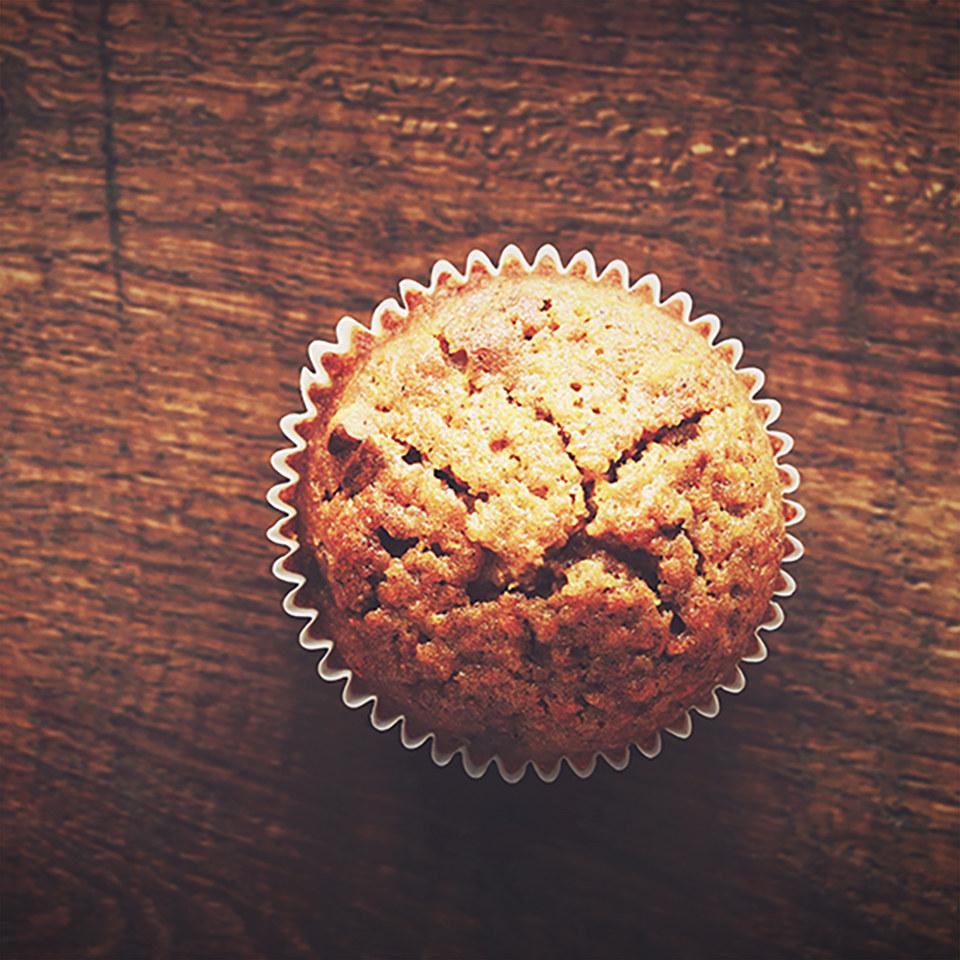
(289, 261, 786, 769)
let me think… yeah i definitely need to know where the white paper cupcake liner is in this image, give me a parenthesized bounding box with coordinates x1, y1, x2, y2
(267, 244, 804, 784)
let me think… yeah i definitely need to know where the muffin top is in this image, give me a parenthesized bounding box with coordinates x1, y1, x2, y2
(286, 254, 787, 771)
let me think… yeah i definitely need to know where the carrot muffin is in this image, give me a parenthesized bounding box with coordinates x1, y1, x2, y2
(274, 249, 791, 775)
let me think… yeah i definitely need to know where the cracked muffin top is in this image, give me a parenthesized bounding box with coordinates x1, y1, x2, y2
(284, 253, 787, 773)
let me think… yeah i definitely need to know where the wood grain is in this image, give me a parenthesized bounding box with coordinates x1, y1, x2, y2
(2, 1, 957, 958)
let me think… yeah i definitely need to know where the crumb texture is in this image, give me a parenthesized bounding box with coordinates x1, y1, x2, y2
(296, 263, 786, 766)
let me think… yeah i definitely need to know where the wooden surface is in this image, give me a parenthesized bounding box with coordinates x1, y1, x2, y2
(2, 2, 958, 958)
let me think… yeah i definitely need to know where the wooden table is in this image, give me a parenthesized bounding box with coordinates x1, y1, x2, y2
(2, 2, 957, 957)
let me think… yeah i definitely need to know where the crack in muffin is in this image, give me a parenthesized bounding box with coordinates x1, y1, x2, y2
(282, 254, 788, 772)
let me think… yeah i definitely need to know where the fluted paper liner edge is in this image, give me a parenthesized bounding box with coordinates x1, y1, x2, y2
(266, 244, 804, 783)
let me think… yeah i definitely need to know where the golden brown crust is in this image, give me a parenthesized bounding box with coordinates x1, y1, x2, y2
(290, 257, 786, 769)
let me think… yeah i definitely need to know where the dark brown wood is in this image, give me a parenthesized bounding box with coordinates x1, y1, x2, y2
(2, 1, 957, 958)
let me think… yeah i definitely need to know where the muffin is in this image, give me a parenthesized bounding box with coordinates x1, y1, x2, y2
(268, 245, 802, 781)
